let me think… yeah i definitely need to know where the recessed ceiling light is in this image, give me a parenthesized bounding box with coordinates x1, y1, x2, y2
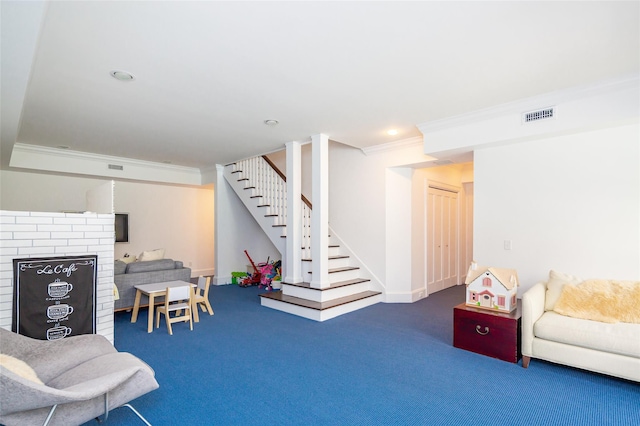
(387, 129, 398, 136)
(110, 70, 135, 81)
(264, 119, 279, 126)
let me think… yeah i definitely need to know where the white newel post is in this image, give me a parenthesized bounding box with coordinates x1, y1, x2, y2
(285, 141, 303, 283)
(311, 134, 329, 289)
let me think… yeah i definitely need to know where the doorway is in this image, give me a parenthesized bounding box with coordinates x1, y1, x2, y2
(426, 184, 459, 294)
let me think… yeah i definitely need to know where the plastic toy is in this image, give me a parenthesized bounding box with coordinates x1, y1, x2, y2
(239, 250, 261, 287)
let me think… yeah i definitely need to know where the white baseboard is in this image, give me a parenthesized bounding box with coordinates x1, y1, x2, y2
(213, 275, 232, 285)
(383, 288, 426, 303)
(191, 268, 215, 278)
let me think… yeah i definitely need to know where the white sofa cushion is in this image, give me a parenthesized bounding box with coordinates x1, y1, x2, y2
(534, 311, 640, 358)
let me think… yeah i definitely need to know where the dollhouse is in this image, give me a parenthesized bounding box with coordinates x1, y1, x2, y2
(464, 261, 519, 312)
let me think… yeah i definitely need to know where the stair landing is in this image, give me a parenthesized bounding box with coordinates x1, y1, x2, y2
(260, 289, 382, 321)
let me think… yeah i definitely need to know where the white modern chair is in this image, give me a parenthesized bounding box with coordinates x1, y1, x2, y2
(193, 276, 214, 316)
(0, 328, 158, 426)
(155, 285, 193, 335)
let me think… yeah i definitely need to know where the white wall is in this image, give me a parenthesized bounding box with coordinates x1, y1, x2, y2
(474, 123, 640, 293)
(329, 140, 472, 301)
(86, 181, 115, 214)
(113, 181, 214, 276)
(0, 170, 215, 277)
(0, 170, 107, 212)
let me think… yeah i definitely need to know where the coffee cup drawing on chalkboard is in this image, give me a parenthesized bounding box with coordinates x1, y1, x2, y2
(48, 279, 73, 298)
(46, 304, 74, 320)
(46, 325, 72, 340)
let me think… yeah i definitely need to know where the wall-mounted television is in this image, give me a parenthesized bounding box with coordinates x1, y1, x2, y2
(114, 213, 129, 243)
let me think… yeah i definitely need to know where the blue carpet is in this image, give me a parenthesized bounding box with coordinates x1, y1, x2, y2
(94, 285, 639, 425)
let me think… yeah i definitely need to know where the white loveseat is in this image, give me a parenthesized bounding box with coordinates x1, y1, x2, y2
(521, 271, 640, 382)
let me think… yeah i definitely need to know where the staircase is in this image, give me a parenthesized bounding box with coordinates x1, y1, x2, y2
(224, 157, 382, 321)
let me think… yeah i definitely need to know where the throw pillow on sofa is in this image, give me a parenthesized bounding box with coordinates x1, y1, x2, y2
(118, 255, 137, 264)
(545, 269, 582, 311)
(138, 249, 165, 262)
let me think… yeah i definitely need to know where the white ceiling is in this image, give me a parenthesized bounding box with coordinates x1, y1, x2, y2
(2, 1, 638, 171)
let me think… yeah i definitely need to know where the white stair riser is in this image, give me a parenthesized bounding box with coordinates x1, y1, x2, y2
(319, 294, 382, 321)
(328, 268, 361, 283)
(328, 246, 340, 256)
(260, 297, 321, 321)
(306, 268, 361, 283)
(301, 257, 350, 273)
(260, 294, 382, 322)
(328, 257, 350, 268)
(282, 282, 370, 302)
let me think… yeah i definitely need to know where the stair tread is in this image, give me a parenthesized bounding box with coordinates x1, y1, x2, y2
(307, 266, 359, 274)
(283, 278, 370, 290)
(301, 255, 349, 262)
(260, 290, 381, 311)
(331, 267, 357, 273)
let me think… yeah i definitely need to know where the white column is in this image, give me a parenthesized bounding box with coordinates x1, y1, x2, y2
(311, 134, 329, 288)
(385, 167, 414, 302)
(213, 164, 232, 285)
(285, 141, 303, 283)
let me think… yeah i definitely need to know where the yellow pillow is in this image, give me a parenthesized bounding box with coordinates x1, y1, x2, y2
(0, 354, 44, 385)
(545, 270, 582, 311)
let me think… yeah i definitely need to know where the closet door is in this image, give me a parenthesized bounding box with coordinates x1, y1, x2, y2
(427, 187, 458, 294)
(443, 193, 458, 288)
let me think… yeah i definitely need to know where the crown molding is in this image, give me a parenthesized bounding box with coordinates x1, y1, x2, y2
(418, 74, 639, 134)
(10, 143, 203, 185)
(361, 136, 423, 156)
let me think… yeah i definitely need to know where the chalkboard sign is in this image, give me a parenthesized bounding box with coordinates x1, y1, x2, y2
(13, 255, 97, 340)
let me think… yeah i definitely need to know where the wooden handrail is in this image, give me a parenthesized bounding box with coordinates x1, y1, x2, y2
(262, 155, 287, 182)
(301, 194, 312, 209)
(262, 155, 312, 209)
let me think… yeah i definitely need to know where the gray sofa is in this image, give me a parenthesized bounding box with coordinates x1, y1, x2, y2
(114, 259, 191, 311)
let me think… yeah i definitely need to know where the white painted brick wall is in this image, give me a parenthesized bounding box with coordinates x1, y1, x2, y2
(0, 211, 115, 343)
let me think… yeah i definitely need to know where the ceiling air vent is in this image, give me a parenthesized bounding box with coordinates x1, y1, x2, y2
(522, 107, 555, 124)
(108, 164, 124, 171)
